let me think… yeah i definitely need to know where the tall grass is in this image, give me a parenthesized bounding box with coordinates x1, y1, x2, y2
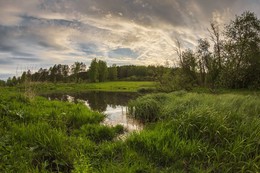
(128, 93, 168, 122)
(127, 91, 260, 172)
(1, 87, 259, 172)
(0, 89, 123, 172)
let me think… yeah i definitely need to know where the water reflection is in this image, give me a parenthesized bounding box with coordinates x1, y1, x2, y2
(102, 105, 142, 132)
(43, 92, 143, 132)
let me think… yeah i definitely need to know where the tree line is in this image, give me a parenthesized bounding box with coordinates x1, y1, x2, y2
(2, 58, 163, 86)
(159, 11, 260, 91)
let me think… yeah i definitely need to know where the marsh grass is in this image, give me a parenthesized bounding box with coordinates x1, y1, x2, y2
(1, 87, 259, 172)
(127, 91, 260, 172)
(0, 89, 120, 172)
(72, 124, 124, 143)
(128, 93, 168, 122)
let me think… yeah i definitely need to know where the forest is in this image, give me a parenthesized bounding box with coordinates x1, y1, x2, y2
(2, 61, 158, 85)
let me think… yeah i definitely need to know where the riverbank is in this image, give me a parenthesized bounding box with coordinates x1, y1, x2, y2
(0, 89, 125, 172)
(1, 87, 259, 172)
(15, 81, 156, 94)
(127, 91, 260, 172)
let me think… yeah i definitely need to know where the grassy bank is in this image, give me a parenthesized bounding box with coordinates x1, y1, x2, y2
(0, 90, 124, 172)
(16, 81, 156, 94)
(1, 88, 259, 172)
(128, 92, 260, 172)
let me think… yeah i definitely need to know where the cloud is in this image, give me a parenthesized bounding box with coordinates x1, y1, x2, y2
(0, 0, 259, 79)
(0, 73, 14, 80)
(108, 48, 139, 59)
(0, 58, 12, 65)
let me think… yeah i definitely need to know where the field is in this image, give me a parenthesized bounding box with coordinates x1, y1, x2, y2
(0, 86, 259, 172)
(15, 81, 156, 94)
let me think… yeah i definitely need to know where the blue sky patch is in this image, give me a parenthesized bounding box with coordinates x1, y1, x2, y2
(108, 48, 139, 58)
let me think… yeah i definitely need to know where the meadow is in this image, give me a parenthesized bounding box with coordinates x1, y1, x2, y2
(0, 85, 259, 172)
(16, 81, 156, 94)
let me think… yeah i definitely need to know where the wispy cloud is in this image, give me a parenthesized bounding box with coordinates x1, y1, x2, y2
(0, 0, 259, 79)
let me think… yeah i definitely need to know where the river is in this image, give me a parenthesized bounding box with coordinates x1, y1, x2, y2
(43, 91, 143, 132)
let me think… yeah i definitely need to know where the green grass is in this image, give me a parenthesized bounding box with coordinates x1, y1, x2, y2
(16, 81, 156, 94)
(190, 87, 260, 96)
(1, 87, 259, 172)
(128, 91, 260, 172)
(0, 90, 123, 172)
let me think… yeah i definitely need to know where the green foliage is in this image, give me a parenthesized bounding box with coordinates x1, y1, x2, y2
(129, 94, 168, 122)
(153, 66, 178, 92)
(221, 11, 260, 89)
(5, 12, 259, 91)
(108, 64, 118, 81)
(72, 154, 93, 173)
(1, 88, 260, 172)
(128, 92, 260, 172)
(0, 79, 6, 86)
(73, 124, 124, 143)
(13, 123, 76, 172)
(11, 59, 161, 85)
(98, 60, 108, 82)
(71, 62, 86, 83)
(1, 10, 260, 172)
(19, 81, 155, 94)
(0, 90, 110, 172)
(89, 58, 99, 82)
(156, 11, 260, 92)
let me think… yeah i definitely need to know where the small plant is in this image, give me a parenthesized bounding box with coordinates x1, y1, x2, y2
(24, 86, 36, 101)
(73, 124, 124, 143)
(72, 154, 93, 173)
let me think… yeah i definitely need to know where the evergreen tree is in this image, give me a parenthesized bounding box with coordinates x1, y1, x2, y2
(21, 71, 27, 83)
(11, 76, 17, 86)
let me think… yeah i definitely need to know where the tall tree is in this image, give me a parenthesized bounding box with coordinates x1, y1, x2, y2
(196, 38, 211, 86)
(98, 60, 108, 82)
(6, 77, 12, 86)
(62, 65, 70, 77)
(209, 21, 223, 69)
(11, 76, 17, 86)
(0, 80, 5, 86)
(223, 11, 260, 88)
(71, 62, 86, 82)
(108, 64, 118, 81)
(49, 66, 57, 82)
(26, 70, 32, 82)
(89, 58, 99, 82)
(21, 71, 27, 83)
(181, 49, 198, 86)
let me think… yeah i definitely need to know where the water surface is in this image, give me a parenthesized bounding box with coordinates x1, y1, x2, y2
(44, 92, 143, 132)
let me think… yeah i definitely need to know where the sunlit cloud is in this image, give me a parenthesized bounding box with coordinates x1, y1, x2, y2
(0, 0, 259, 79)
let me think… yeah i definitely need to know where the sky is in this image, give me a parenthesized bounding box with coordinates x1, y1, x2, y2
(0, 0, 259, 80)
